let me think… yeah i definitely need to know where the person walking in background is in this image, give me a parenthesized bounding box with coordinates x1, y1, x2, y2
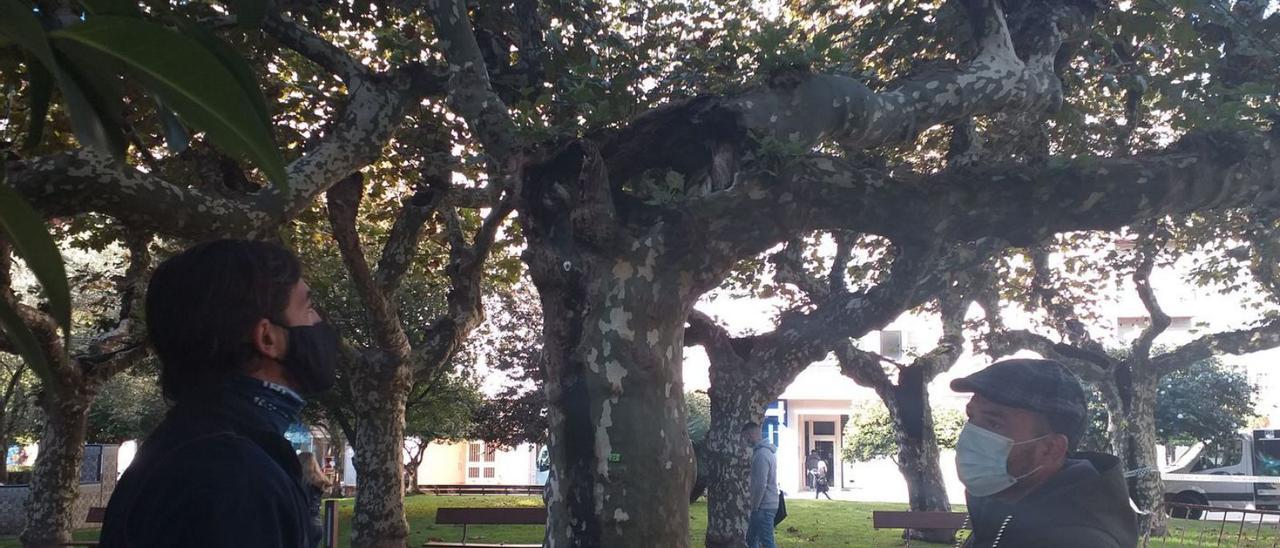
(805, 450, 819, 490)
(814, 457, 833, 500)
(743, 421, 778, 548)
(299, 451, 330, 546)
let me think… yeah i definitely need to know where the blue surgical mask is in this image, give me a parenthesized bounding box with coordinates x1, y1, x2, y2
(955, 422, 1050, 497)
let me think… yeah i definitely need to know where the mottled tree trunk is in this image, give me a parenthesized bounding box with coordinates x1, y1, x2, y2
(21, 389, 91, 548)
(703, 378, 755, 548)
(350, 366, 412, 548)
(405, 441, 428, 495)
(1122, 370, 1165, 537)
(0, 407, 10, 484)
(531, 243, 695, 548)
(884, 384, 954, 543)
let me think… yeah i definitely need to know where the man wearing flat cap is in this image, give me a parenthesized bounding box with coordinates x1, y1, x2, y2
(952, 358, 1138, 547)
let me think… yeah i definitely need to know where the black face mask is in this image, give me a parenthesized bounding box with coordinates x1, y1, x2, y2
(274, 322, 340, 395)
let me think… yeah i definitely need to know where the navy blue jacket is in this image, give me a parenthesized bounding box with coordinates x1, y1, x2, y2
(99, 388, 313, 548)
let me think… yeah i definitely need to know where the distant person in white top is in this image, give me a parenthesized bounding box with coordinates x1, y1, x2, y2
(814, 457, 832, 500)
(743, 421, 778, 548)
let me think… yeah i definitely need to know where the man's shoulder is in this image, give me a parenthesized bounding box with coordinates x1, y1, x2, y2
(126, 414, 291, 484)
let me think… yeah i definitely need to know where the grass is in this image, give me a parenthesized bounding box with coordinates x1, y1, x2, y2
(2, 495, 1278, 547)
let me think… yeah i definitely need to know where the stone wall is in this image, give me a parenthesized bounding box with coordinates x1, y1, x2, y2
(0, 445, 119, 536)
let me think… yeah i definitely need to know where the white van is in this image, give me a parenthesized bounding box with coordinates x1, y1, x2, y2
(1162, 429, 1280, 518)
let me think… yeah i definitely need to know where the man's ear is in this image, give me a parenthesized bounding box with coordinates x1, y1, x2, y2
(1045, 433, 1070, 461)
(251, 318, 286, 361)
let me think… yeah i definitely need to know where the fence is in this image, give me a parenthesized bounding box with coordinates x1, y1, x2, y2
(1144, 503, 1280, 547)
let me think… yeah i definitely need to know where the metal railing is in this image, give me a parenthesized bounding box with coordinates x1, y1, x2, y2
(1143, 503, 1280, 547)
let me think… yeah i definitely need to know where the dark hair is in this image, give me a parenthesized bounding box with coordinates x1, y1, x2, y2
(146, 239, 301, 403)
(1047, 413, 1086, 453)
(741, 421, 760, 432)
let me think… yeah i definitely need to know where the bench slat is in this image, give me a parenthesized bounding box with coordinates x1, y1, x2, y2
(86, 507, 107, 524)
(872, 511, 968, 530)
(435, 507, 547, 525)
(422, 543, 540, 547)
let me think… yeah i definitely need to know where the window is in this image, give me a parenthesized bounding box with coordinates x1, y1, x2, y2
(1117, 316, 1193, 341)
(466, 442, 498, 483)
(880, 331, 904, 361)
(812, 421, 836, 436)
(1191, 440, 1244, 472)
(763, 416, 780, 447)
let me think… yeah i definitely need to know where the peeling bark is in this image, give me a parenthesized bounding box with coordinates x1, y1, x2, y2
(20, 390, 91, 548)
(530, 243, 695, 547)
(349, 366, 412, 548)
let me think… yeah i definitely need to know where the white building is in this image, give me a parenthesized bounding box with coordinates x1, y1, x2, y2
(341, 440, 544, 490)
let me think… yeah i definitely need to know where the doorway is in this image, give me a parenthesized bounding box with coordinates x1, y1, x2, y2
(804, 418, 838, 488)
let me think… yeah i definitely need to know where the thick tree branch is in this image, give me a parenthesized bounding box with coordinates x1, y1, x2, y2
(428, 0, 520, 161)
(918, 283, 972, 382)
(81, 231, 153, 383)
(987, 328, 1115, 383)
(1030, 246, 1104, 353)
(771, 238, 828, 301)
(1152, 316, 1280, 374)
(834, 340, 894, 396)
(262, 13, 370, 82)
(731, 0, 1070, 153)
(829, 232, 855, 295)
(10, 22, 431, 240)
(568, 143, 629, 251)
(411, 192, 515, 375)
(684, 310, 752, 378)
(592, 1, 1089, 192)
(375, 181, 446, 298)
(325, 173, 412, 362)
(1131, 226, 1172, 360)
(745, 242, 939, 396)
(689, 129, 1280, 273)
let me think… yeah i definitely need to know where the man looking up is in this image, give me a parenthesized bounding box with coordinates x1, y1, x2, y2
(101, 239, 340, 548)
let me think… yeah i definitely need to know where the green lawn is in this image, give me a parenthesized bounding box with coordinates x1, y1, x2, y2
(3, 495, 1278, 547)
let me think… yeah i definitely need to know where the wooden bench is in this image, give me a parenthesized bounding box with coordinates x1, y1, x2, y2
(421, 484, 543, 496)
(872, 511, 968, 547)
(59, 506, 106, 547)
(423, 507, 545, 547)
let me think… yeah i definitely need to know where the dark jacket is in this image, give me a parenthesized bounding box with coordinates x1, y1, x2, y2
(964, 452, 1138, 548)
(304, 483, 325, 544)
(99, 388, 313, 548)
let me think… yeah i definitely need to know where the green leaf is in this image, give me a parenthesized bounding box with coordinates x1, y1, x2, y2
(78, 0, 141, 17)
(22, 59, 52, 150)
(0, 0, 56, 67)
(176, 19, 272, 128)
(0, 0, 119, 158)
(0, 300, 54, 381)
(56, 41, 130, 160)
(229, 0, 269, 29)
(0, 183, 71, 349)
(50, 16, 288, 189)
